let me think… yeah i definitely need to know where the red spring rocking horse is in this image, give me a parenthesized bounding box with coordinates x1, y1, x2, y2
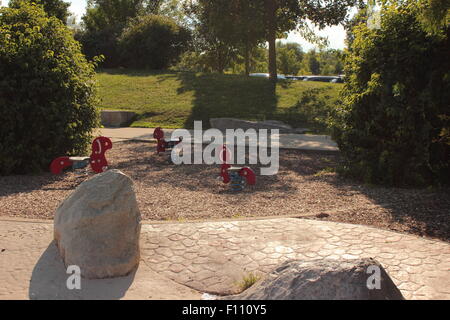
(153, 127, 183, 164)
(219, 144, 256, 191)
(50, 136, 112, 174)
(153, 127, 183, 154)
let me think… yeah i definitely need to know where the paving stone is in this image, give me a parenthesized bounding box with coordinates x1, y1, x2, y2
(1, 218, 449, 300)
(169, 264, 185, 273)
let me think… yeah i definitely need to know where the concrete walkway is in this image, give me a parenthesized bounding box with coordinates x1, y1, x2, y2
(0, 218, 448, 300)
(0, 219, 200, 300)
(97, 127, 339, 151)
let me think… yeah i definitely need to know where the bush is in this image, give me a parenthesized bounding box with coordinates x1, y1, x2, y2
(0, 2, 99, 175)
(118, 15, 191, 69)
(75, 27, 120, 68)
(283, 87, 337, 133)
(332, 5, 449, 186)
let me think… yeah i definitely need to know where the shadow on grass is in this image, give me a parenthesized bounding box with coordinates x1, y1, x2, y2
(97, 68, 179, 78)
(176, 72, 279, 129)
(97, 68, 339, 133)
(175, 72, 336, 133)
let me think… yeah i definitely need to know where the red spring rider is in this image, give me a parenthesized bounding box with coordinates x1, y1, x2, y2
(219, 144, 256, 191)
(153, 127, 183, 153)
(50, 136, 112, 174)
(153, 127, 183, 163)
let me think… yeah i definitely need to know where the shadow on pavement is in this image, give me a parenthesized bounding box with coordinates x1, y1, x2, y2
(29, 241, 136, 300)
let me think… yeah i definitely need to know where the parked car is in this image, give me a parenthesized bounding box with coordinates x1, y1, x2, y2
(249, 73, 269, 78)
(303, 76, 343, 83)
(249, 73, 287, 80)
(330, 77, 344, 83)
(285, 75, 307, 81)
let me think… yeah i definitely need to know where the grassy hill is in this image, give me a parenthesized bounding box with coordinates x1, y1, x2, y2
(96, 69, 343, 133)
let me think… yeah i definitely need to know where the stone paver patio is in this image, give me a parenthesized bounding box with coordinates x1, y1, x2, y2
(0, 217, 449, 300)
(0, 219, 200, 300)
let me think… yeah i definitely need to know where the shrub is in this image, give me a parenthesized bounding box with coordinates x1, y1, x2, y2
(75, 26, 120, 68)
(118, 14, 191, 69)
(283, 87, 337, 133)
(332, 5, 449, 186)
(0, 2, 99, 175)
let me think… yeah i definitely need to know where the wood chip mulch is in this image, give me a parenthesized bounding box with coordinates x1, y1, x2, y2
(0, 140, 449, 242)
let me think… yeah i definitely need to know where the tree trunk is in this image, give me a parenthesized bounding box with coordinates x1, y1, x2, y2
(244, 40, 250, 76)
(265, 0, 277, 82)
(216, 44, 224, 74)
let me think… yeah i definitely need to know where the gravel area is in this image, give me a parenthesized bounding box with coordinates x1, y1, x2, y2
(0, 140, 449, 242)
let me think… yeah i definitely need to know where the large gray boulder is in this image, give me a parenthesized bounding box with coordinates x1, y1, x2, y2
(54, 169, 141, 279)
(224, 258, 404, 300)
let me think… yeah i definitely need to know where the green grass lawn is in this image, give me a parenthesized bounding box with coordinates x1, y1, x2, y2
(96, 69, 343, 133)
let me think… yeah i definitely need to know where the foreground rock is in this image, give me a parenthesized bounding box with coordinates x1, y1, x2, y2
(224, 258, 404, 300)
(210, 118, 308, 133)
(54, 169, 141, 279)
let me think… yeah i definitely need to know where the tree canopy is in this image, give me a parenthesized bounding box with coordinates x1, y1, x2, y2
(186, 0, 358, 80)
(76, 0, 166, 67)
(9, 0, 70, 24)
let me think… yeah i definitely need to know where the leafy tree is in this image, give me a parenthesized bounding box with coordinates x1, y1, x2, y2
(264, 0, 358, 81)
(188, 0, 359, 80)
(189, 35, 238, 73)
(228, 0, 267, 75)
(228, 45, 268, 74)
(332, 2, 450, 186)
(118, 14, 190, 69)
(159, 0, 188, 25)
(410, 0, 450, 33)
(305, 49, 320, 74)
(296, 48, 344, 75)
(0, 2, 99, 174)
(344, 7, 368, 48)
(183, 1, 233, 73)
(175, 50, 209, 72)
(317, 49, 344, 75)
(248, 46, 270, 73)
(276, 41, 303, 75)
(77, 0, 163, 67)
(82, 0, 161, 32)
(185, 0, 266, 75)
(9, 0, 70, 24)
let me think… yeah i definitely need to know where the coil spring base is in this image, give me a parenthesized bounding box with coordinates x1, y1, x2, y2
(161, 150, 174, 164)
(229, 171, 244, 191)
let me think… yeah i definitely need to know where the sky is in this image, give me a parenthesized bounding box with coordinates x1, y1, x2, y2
(1, 0, 351, 51)
(284, 25, 348, 51)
